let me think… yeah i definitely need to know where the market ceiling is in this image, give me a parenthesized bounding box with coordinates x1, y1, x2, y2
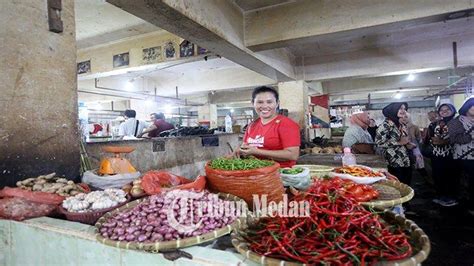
(75, 1, 474, 103)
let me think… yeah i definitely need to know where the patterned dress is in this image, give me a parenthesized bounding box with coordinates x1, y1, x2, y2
(430, 121, 452, 158)
(449, 116, 474, 160)
(375, 119, 410, 167)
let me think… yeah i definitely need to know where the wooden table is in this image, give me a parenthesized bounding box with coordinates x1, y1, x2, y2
(297, 154, 387, 168)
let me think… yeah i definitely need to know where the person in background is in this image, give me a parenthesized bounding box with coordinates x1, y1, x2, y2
(237, 86, 300, 168)
(342, 111, 374, 154)
(448, 97, 474, 214)
(375, 102, 414, 186)
(428, 110, 439, 124)
(118, 109, 147, 138)
(367, 118, 378, 141)
(423, 110, 439, 143)
(402, 113, 426, 174)
(427, 103, 459, 207)
(138, 113, 174, 138)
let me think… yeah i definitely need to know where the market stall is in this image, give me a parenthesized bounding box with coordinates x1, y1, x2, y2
(85, 134, 239, 178)
(0, 155, 430, 265)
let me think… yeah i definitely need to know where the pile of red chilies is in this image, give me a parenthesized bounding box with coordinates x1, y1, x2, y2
(245, 179, 412, 265)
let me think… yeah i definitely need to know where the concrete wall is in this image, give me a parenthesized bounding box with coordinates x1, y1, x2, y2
(84, 134, 239, 178)
(77, 31, 182, 75)
(0, 0, 80, 186)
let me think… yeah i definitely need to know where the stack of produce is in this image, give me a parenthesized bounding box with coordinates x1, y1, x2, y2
(62, 189, 127, 212)
(123, 180, 146, 198)
(336, 177, 379, 202)
(333, 165, 384, 177)
(98, 190, 237, 243)
(205, 157, 284, 207)
(16, 173, 86, 197)
(209, 158, 274, 170)
(243, 178, 412, 264)
(303, 145, 343, 154)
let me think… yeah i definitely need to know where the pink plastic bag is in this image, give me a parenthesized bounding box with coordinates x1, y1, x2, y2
(0, 197, 57, 221)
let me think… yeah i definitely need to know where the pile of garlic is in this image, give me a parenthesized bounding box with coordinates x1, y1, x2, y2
(62, 189, 127, 212)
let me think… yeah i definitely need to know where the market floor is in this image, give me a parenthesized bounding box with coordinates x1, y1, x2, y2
(406, 171, 474, 265)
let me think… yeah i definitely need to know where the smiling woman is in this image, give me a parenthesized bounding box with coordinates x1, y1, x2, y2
(237, 86, 301, 168)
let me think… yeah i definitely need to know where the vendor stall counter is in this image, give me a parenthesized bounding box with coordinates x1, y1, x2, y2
(297, 153, 387, 168)
(85, 134, 239, 179)
(0, 217, 258, 266)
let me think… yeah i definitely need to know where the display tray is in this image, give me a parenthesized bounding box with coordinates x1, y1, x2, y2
(362, 179, 414, 210)
(231, 210, 430, 266)
(95, 193, 247, 252)
(59, 195, 130, 225)
(294, 164, 334, 178)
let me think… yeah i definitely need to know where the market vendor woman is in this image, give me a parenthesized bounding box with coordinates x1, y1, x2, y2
(238, 86, 300, 168)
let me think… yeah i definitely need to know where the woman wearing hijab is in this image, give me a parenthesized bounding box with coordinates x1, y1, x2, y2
(427, 103, 458, 207)
(342, 111, 374, 154)
(375, 102, 414, 185)
(448, 97, 474, 213)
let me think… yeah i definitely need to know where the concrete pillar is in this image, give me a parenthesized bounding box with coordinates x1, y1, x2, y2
(197, 104, 218, 128)
(278, 81, 308, 127)
(0, 1, 79, 186)
(209, 104, 218, 129)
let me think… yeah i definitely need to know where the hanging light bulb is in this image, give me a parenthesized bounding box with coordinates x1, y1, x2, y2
(407, 73, 416, 81)
(394, 92, 402, 99)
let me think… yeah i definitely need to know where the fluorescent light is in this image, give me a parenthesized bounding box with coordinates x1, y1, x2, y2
(407, 73, 416, 81)
(394, 92, 402, 99)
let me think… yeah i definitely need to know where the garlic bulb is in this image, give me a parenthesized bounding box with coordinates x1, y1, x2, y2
(62, 189, 127, 213)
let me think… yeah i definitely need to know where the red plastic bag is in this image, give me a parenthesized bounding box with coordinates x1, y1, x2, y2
(141, 171, 206, 195)
(0, 187, 65, 205)
(0, 198, 57, 221)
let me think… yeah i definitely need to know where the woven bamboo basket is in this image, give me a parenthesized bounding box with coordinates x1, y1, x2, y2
(231, 210, 430, 266)
(295, 165, 334, 178)
(59, 195, 130, 225)
(95, 193, 248, 252)
(362, 180, 414, 210)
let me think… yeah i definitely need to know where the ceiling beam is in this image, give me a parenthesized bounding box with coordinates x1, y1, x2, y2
(244, 0, 474, 51)
(107, 0, 295, 82)
(300, 30, 474, 81)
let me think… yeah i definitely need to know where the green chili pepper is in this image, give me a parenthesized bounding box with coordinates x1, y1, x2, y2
(210, 158, 274, 170)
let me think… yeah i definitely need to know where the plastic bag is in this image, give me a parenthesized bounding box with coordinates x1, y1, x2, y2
(141, 171, 206, 195)
(82, 170, 141, 189)
(0, 198, 57, 221)
(0, 187, 65, 205)
(280, 167, 311, 190)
